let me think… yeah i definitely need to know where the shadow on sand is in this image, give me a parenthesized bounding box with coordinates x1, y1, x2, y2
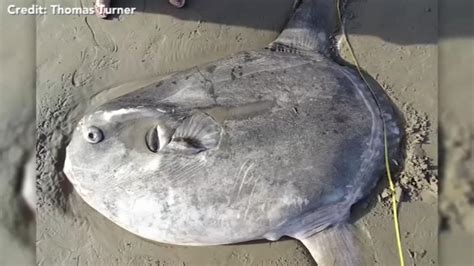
(108, 0, 470, 45)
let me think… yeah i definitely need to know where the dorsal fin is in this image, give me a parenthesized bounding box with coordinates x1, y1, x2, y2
(270, 0, 338, 55)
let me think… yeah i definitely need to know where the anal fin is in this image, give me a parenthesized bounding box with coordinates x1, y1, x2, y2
(297, 224, 363, 266)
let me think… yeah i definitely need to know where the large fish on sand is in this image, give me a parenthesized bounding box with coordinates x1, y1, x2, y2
(64, 0, 402, 265)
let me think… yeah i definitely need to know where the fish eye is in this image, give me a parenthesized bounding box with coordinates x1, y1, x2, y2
(85, 126, 104, 144)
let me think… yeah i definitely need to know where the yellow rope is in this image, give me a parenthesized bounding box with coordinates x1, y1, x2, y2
(335, 1, 405, 265)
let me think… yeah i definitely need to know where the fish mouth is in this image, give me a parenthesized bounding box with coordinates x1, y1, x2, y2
(63, 151, 74, 182)
(63, 151, 81, 189)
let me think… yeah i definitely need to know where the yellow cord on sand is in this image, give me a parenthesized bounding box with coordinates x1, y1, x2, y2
(335, 1, 405, 265)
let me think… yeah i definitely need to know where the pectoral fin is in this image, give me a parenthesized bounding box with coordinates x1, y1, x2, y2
(167, 111, 222, 154)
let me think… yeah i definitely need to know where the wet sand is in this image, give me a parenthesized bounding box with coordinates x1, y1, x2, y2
(33, 0, 438, 265)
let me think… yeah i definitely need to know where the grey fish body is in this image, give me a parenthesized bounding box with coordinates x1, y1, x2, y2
(65, 1, 402, 264)
(66, 50, 400, 244)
